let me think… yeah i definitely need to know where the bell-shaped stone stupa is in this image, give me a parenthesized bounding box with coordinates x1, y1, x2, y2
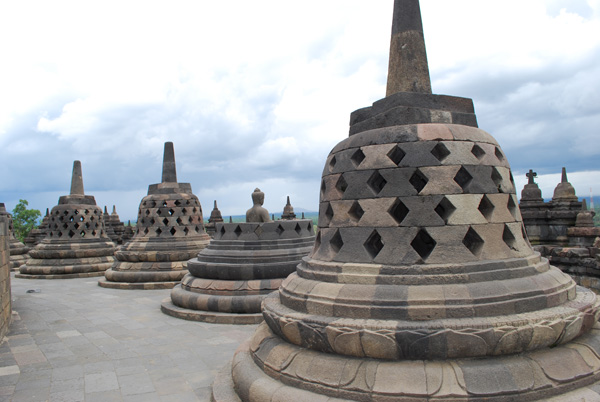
(162, 189, 315, 324)
(17, 161, 115, 279)
(99, 142, 211, 289)
(0, 203, 30, 270)
(204, 200, 224, 237)
(280, 196, 297, 220)
(212, 1, 600, 400)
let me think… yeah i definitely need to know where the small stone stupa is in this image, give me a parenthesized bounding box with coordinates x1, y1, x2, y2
(23, 208, 50, 248)
(212, 1, 600, 400)
(520, 167, 582, 245)
(121, 220, 135, 244)
(0, 203, 30, 270)
(204, 200, 224, 237)
(280, 196, 297, 220)
(103, 206, 118, 243)
(99, 142, 211, 289)
(106, 205, 125, 244)
(162, 188, 315, 324)
(18, 161, 115, 279)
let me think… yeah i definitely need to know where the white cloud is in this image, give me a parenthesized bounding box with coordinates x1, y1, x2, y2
(1, 0, 599, 221)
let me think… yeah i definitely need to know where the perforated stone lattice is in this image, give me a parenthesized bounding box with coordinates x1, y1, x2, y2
(135, 196, 205, 238)
(47, 206, 107, 239)
(314, 129, 527, 264)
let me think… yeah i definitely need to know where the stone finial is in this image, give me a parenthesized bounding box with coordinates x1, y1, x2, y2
(70, 160, 85, 196)
(0, 203, 5, 213)
(281, 196, 297, 220)
(527, 169, 537, 184)
(246, 188, 271, 223)
(552, 167, 577, 201)
(386, 0, 432, 96)
(229, 216, 233, 223)
(104, 206, 108, 215)
(45, 208, 49, 217)
(112, 205, 117, 215)
(208, 200, 224, 225)
(161, 142, 177, 183)
(521, 169, 543, 201)
(575, 199, 595, 228)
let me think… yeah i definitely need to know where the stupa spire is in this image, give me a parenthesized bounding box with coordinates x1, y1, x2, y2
(70, 160, 84, 196)
(161, 142, 177, 183)
(386, 0, 432, 96)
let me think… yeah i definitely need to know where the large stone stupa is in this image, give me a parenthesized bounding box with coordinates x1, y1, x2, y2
(0, 203, 30, 270)
(212, 1, 600, 400)
(99, 142, 211, 289)
(162, 188, 315, 324)
(17, 161, 115, 279)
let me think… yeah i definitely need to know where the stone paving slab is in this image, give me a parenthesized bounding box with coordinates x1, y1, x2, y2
(0, 273, 257, 401)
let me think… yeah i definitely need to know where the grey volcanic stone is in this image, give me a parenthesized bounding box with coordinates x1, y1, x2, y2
(18, 161, 115, 279)
(99, 142, 210, 290)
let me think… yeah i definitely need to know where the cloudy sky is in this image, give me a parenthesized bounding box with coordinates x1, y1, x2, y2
(1, 0, 599, 221)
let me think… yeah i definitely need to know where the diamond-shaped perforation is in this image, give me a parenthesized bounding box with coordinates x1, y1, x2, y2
(68, 230, 75, 238)
(389, 198, 409, 224)
(387, 145, 406, 166)
(478, 195, 495, 221)
(330, 230, 343, 253)
(170, 227, 176, 236)
(367, 171, 387, 195)
(364, 230, 384, 259)
(409, 169, 428, 193)
(320, 180, 326, 197)
(184, 227, 189, 236)
(434, 197, 456, 224)
(80, 230, 86, 238)
(471, 144, 485, 160)
(162, 218, 169, 226)
(314, 230, 322, 251)
(234, 225, 242, 237)
(521, 224, 530, 245)
(348, 201, 364, 223)
(336, 175, 348, 195)
(507, 196, 518, 220)
(329, 156, 337, 172)
(169, 209, 175, 216)
(351, 149, 366, 167)
(295, 223, 302, 235)
(492, 168, 503, 192)
(503, 225, 517, 250)
(431, 143, 451, 162)
(276, 225, 285, 235)
(454, 166, 473, 192)
(175, 200, 181, 206)
(219, 226, 226, 235)
(463, 227, 484, 256)
(495, 147, 505, 161)
(155, 228, 162, 236)
(325, 203, 334, 224)
(156, 209, 162, 216)
(411, 229, 436, 260)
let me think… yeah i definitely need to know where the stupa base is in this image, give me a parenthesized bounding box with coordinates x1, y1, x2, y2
(97, 278, 179, 290)
(15, 271, 106, 279)
(213, 322, 600, 402)
(161, 298, 263, 325)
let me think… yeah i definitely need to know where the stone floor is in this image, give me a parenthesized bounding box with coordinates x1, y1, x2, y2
(0, 273, 257, 402)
